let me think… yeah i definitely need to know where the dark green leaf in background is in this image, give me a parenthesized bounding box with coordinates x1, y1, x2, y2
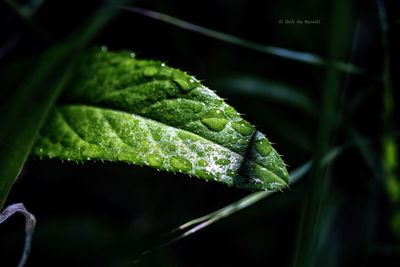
(0, 4, 122, 209)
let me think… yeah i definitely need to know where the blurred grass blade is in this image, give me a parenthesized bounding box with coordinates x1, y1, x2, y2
(34, 49, 289, 191)
(114, 5, 364, 75)
(4, 0, 51, 42)
(0, 203, 36, 267)
(176, 144, 345, 233)
(177, 161, 312, 233)
(350, 128, 382, 180)
(5, 0, 45, 19)
(135, 145, 346, 263)
(0, 4, 121, 209)
(215, 75, 316, 114)
(134, 160, 312, 263)
(293, 0, 353, 266)
(377, 0, 400, 237)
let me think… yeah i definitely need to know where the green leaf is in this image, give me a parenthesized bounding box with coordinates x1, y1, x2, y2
(33, 49, 289, 191)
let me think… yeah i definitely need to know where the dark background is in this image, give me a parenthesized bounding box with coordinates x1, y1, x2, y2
(0, 0, 399, 266)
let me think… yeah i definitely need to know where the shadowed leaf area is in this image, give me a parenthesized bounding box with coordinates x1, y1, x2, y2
(33, 49, 289, 191)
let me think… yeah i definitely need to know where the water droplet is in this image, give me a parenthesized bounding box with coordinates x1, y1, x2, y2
(152, 132, 162, 141)
(216, 158, 231, 166)
(130, 52, 136, 58)
(255, 138, 272, 157)
(227, 170, 236, 177)
(172, 71, 197, 92)
(205, 109, 225, 119)
(170, 156, 192, 172)
(87, 157, 91, 160)
(167, 144, 177, 152)
(201, 118, 228, 132)
(196, 169, 213, 180)
(252, 164, 288, 189)
(198, 159, 208, 167)
(224, 106, 237, 118)
(100, 46, 108, 52)
(197, 150, 205, 157)
(147, 154, 164, 168)
(174, 78, 190, 91)
(178, 131, 201, 142)
(161, 63, 166, 67)
(143, 66, 158, 77)
(193, 103, 203, 113)
(228, 136, 238, 144)
(232, 120, 254, 136)
(136, 61, 148, 66)
(39, 148, 43, 153)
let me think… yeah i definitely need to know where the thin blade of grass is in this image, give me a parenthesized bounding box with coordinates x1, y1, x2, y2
(176, 161, 311, 232)
(293, 0, 353, 266)
(132, 161, 311, 264)
(377, 0, 400, 237)
(175, 144, 346, 234)
(113, 5, 364, 75)
(132, 144, 347, 264)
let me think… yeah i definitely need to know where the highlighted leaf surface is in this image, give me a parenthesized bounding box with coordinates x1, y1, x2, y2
(33, 49, 289, 191)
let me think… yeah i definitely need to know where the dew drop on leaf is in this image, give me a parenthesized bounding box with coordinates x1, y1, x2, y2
(151, 131, 162, 141)
(197, 159, 208, 167)
(232, 120, 254, 136)
(216, 158, 231, 166)
(201, 118, 228, 132)
(255, 138, 273, 157)
(172, 71, 196, 92)
(146, 154, 164, 168)
(173, 78, 190, 92)
(196, 169, 213, 180)
(170, 156, 192, 172)
(205, 109, 225, 119)
(193, 103, 203, 113)
(143, 66, 158, 77)
(197, 150, 205, 157)
(224, 106, 238, 118)
(227, 170, 236, 176)
(252, 164, 287, 190)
